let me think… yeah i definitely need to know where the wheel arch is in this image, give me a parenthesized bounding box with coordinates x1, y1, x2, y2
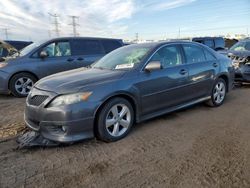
(8, 71, 39, 90)
(93, 92, 138, 137)
(217, 74, 229, 92)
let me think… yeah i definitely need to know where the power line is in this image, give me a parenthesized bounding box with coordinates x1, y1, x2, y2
(48, 13, 60, 37)
(68, 15, 80, 37)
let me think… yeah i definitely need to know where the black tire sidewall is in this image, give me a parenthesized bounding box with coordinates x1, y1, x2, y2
(9, 73, 37, 97)
(211, 78, 227, 107)
(97, 98, 134, 142)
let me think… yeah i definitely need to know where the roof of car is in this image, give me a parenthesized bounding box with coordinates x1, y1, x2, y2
(129, 40, 203, 48)
(49, 37, 123, 41)
(192, 37, 224, 40)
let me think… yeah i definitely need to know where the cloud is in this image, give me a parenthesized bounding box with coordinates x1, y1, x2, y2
(142, 0, 196, 11)
(0, 0, 196, 41)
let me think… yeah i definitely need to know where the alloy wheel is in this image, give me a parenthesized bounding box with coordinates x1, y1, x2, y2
(105, 104, 131, 137)
(15, 77, 34, 95)
(213, 81, 226, 104)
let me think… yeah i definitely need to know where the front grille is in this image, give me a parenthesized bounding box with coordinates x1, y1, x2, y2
(28, 95, 48, 106)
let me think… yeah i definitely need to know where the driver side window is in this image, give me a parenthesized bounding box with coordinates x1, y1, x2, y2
(150, 45, 182, 68)
(41, 41, 71, 57)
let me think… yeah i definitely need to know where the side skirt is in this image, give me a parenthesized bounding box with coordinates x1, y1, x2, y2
(138, 96, 211, 123)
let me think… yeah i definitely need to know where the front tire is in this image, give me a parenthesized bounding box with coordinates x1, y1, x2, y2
(206, 78, 227, 107)
(9, 73, 37, 97)
(96, 98, 134, 142)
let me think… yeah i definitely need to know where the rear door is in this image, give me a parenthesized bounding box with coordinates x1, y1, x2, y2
(71, 39, 105, 68)
(182, 43, 219, 100)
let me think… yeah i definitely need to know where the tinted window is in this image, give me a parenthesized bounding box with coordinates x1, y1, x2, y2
(214, 38, 225, 49)
(0, 47, 3, 56)
(41, 41, 71, 57)
(72, 40, 104, 55)
(102, 40, 122, 53)
(204, 39, 214, 49)
(183, 44, 206, 63)
(204, 49, 216, 61)
(150, 45, 182, 68)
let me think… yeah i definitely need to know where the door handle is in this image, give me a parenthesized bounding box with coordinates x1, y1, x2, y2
(67, 58, 74, 62)
(213, 62, 218, 67)
(77, 57, 84, 61)
(179, 69, 187, 75)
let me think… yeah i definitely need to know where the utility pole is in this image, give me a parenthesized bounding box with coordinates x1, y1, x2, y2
(48, 30, 52, 38)
(178, 28, 181, 39)
(135, 33, 139, 43)
(69, 16, 80, 37)
(2, 28, 10, 40)
(48, 13, 60, 37)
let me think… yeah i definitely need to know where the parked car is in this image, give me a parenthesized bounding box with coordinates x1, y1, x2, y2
(0, 40, 32, 58)
(223, 39, 250, 82)
(192, 37, 225, 51)
(24, 41, 234, 143)
(0, 37, 124, 97)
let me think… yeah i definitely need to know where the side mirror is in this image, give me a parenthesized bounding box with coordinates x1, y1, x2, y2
(39, 51, 48, 59)
(144, 61, 162, 72)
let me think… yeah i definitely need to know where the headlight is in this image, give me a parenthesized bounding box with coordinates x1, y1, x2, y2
(0, 63, 7, 68)
(48, 92, 92, 107)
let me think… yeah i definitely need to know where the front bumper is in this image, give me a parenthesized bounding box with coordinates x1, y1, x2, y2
(24, 87, 100, 143)
(0, 70, 10, 94)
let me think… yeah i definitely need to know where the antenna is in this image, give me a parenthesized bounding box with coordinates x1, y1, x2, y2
(69, 15, 80, 37)
(48, 13, 60, 37)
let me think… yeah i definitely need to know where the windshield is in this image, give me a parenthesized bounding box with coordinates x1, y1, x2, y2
(19, 43, 39, 56)
(230, 41, 250, 51)
(19, 40, 46, 56)
(93, 45, 152, 70)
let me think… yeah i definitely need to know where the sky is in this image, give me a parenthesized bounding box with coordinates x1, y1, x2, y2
(0, 0, 250, 41)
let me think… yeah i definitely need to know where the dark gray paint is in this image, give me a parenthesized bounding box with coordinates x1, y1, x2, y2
(25, 41, 235, 143)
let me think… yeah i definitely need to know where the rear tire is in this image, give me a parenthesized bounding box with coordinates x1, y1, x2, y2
(206, 78, 227, 107)
(96, 98, 134, 142)
(9, 73, 37, 97)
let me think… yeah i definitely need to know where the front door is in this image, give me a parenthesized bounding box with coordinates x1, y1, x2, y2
(137, 44, 190, 116)
(35, 40, 74, 77)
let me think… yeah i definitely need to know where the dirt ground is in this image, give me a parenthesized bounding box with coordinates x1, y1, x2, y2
(1, 86, 250, 188)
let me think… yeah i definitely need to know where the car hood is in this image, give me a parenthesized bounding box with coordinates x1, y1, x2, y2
(227, 50, 250, 58)
(35, 68, 126, 94)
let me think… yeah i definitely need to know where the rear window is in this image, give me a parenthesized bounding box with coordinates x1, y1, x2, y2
(72, 39, 104, 55)
(102, 40, 122, 53)
(204, 49, 216, 61)
(183, 44, 206, 63)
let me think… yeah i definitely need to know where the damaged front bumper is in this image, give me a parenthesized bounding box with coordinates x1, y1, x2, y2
(230, 55, 250, 82)
(17, 131, 59, 148)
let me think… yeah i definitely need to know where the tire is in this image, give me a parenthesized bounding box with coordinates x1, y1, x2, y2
(206, 78, 227, 107)
(9, 73, 37, 97)
(96, 97, 134, 142)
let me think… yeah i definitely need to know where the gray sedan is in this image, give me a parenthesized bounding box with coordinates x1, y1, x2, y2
(24, 41, 234, 143)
